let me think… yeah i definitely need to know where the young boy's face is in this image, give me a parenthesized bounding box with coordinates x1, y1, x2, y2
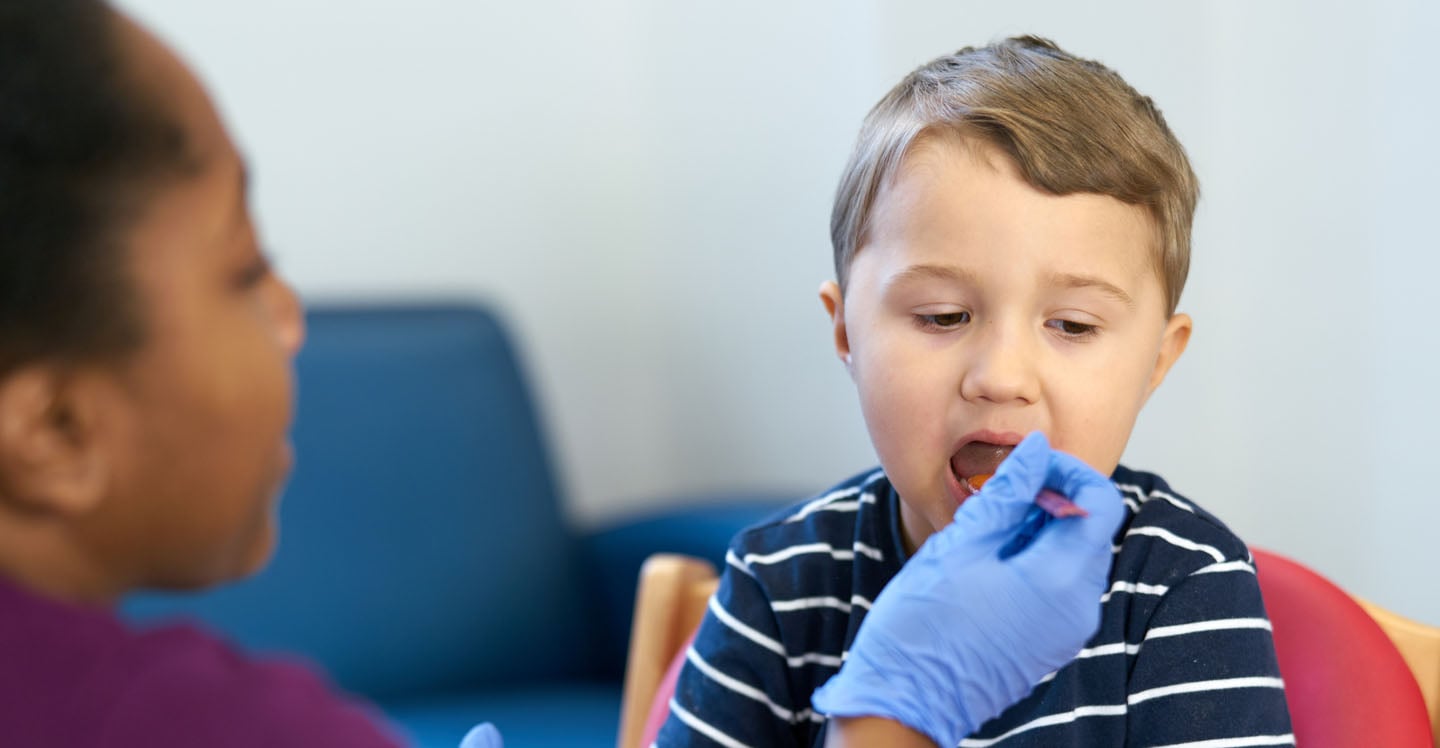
(821, 134, 1191, 552)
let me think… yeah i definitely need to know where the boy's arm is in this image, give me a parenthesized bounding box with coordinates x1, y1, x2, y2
(824, 717, 935, 748)
(655, 549, 813, 747)
(1125, 554, 1294, 744)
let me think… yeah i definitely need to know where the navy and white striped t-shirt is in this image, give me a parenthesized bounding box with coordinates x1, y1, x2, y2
(657, 465, 1294, 747)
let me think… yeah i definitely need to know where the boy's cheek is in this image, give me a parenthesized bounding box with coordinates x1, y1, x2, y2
(1050, 408, 1135, 477)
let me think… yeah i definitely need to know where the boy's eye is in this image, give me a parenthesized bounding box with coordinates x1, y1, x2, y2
(1046, 318, 1098, 338)
(916, 311, 971, 330)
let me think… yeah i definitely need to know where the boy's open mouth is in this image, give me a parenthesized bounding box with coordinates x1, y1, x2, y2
(950, 441, 1015, 487)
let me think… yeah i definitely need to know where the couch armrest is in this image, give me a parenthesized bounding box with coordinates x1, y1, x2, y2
(578, 495, 793, 680)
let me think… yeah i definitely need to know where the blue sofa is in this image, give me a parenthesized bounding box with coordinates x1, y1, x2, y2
(124, 303, 787, 748)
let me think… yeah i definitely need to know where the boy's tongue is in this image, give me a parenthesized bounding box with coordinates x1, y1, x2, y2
(951, 442, 1015, 482)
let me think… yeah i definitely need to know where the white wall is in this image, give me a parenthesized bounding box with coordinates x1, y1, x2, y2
(118, 0, 1440, 624)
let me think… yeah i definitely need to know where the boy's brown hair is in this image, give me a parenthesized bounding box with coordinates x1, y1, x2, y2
(831, 35, 1198, 315)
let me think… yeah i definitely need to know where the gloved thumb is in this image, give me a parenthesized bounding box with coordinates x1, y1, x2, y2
(459, 723, 504, 748)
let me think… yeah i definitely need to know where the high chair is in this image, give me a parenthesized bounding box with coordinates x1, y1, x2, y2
(617, 554, 719, 748)
(1357, 598, 1440, 744)
(1252, 548, 1440, 747)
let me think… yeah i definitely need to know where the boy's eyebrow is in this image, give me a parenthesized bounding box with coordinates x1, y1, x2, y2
(884, 265, 1136, 307)
(883, 263, 979, 290)
(1045, 271, 1136, 308)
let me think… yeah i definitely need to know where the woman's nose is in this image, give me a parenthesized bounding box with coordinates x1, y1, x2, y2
(268, 274, 306, 357)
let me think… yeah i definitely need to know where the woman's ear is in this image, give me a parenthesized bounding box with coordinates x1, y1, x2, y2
(0, 365, 112, 517)
(819, 280, 853, 372)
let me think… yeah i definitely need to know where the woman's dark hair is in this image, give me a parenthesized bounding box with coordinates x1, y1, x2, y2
(0, 0, 190, 375)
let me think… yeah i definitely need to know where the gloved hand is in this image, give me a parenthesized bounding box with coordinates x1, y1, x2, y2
(811, 432, 1124, 747)
(458, 723, 504, 748)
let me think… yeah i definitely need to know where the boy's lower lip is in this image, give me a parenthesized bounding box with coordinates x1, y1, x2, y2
(943, 463, 980, 512)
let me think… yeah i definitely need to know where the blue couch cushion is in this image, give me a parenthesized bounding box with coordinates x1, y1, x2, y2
(126, 304, 592, 700)
(581, 498, 793, 679)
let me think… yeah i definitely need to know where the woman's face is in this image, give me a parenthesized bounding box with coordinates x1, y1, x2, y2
(77, 14, 306, 590)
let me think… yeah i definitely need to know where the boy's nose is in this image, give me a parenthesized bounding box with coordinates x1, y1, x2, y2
(959, 323, 1039, 405)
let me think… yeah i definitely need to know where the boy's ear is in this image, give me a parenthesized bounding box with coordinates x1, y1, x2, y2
(1145, 313, 1193, 398)
(0, 365, 112, 517)
(818, 280, 853, 372)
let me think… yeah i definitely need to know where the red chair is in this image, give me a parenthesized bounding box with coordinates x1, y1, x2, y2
(620, 550, 1440, 747)
(1252, 548, 1433, 747)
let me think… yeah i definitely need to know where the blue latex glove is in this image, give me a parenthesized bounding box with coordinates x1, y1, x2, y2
(458, 723, 504, 748)
(811, 432, 1124, 747)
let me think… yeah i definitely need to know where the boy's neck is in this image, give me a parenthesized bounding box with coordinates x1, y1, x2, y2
(897, 499, 930, 556)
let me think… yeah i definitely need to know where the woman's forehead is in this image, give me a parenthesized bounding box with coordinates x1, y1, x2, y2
(111, 10, 235, 168)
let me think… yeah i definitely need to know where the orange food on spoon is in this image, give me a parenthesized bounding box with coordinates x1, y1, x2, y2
(966, 473, 1087, 518)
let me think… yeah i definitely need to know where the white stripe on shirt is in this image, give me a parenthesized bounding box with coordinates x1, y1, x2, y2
(1126, 525, 1226, 563)
(684, 647, 821, 724)
(726, 549, 757, 578)
(1115, 482, 1198, 513)
(771, 595, 853, 614)
(1076, 640, 1142, 659)
(771, 593, 874, 614)
(1129, 676, 1286, 706)
(741, 541, 873, 567)
(1152, 734, 1296, 748)
(957, 703, 1128, 746)
(1100, 579, 1169, 603)
(708, 596, 786, 657)
(783, 487, 860, 522)
(784, 473, 883, 522)
(1146, 617, 1273, 641)
(1075, 616, 1272, 662)
(853, 541, 885, 562)
(1193, 560, 1255, 576)
(666, 699, 753, 748)
(709, 597, 845, 668)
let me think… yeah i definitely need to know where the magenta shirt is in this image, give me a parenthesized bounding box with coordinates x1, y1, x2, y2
(0, 575, 404, 747)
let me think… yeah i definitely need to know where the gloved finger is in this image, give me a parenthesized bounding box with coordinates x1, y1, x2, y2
(1043, 450, 1125, 544)
(459, 723, 505, 748)
(1042, 450, 1117, 508)
(951, 431, 1051, 538)
(1004, 453, 1124, 574)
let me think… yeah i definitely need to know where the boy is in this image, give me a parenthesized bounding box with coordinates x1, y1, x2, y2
(658, 36, 1293, 746)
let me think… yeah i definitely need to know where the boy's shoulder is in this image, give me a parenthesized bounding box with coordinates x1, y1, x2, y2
(731, 466, 888, 540)
(1111, 464, 1257, 585)
(725, 467, 902, 574)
